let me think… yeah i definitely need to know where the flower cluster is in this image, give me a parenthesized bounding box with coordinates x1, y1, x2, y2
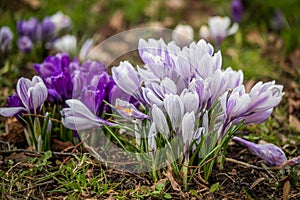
(173, 16, 239, 50)
(17, 11, 71, 53)
(111, 38, 284, 187)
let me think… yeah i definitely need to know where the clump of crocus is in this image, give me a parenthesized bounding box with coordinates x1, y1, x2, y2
(208, 16, 239, 48)
(172, 24, 194, 47)
(17, 17, 55, 53)
(230, 0, 244, 23)
(51, 36, 94, 60)
(110, 38, 283, 189)
(0, 76, 50, 151)
(34, 52, 75, 104)
(233, 136, 287, 167)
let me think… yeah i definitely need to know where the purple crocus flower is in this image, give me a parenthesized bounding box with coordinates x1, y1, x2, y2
(271, 9, 285, 31)
(34, 53, 74, 103)
(233, 136, 287, 167)
(17, 17, 38, 41)
(0, 76, 48, 117)
(18, 36, 33, 53)
(40, 17, 55, 41)
(230, 0, 243, 23)
(61, 99, 115, 130)
(0, 26, 13, 53)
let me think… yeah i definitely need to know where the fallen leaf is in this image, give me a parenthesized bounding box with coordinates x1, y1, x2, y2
(163, 167, 181, 192)
(250, 177, 265, 189)
(246, 30, 266, 48)
(109, 10, 124, 31)
(283, 180, 291, 200)
(51, 138, 73, 152)
(289, 115, 300, 132)
(21, 0, 40, 9)
(0, 118, 25, 143)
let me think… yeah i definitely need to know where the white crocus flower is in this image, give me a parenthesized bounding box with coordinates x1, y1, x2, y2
(172, 24, 194, 47)
(208, 16, 238, 47)
(53, 34, 77, 55)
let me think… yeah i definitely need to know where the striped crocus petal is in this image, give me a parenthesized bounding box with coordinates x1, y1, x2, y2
(16, 76, 48, 114)
(163, 94, 184, 131)
(182, 111, 195, 152)
(0, 107, 26, 117)
(115, 99, 149, 119)
(112, 61, 141, 96)
(152, 104, 170, 137)
(61, 99, 115, 130)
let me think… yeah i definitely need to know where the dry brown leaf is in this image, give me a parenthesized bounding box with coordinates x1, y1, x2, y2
(246, 30, 266, 48)
(151, 178, 167, 190)
(289, 48, 300, 69)
(250, 177, 265, 189)
(0, 118, 25, 143)
(109, 10, 124, 31)
(289, 115, 300, 132)
(283, 180, 291, 200)
(51, 138, 73, 152)
(22, 0, 40, 9)
(163, 167, 182, 192)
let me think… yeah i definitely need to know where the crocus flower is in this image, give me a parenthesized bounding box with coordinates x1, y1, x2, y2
(182, 111, 195, 155)
(233, 136, 287, 167)
(172, 24, 194, 47)
(50, 11, 72, 34)
(115, 99, 149, 119)
(40, 17, 55, 41)
(199, 25, 210, 42)
(0, 26, 13, 53)
(148, 122, 157, 156)
(79, 38, 93, 61)
(112, 61, 142, 97)
(208, 16, 239, 47)
(34, 53, 75, 103)
(230, 0, 243, 23)
(18, 36, 33, 53)
(271, 9, 285, 31)
(61, 99, 115, 130)
(247, 81, 284, 113)
(0, 76, 48, 117)
(17, 17, 38, 41)
(152, 104, 170, 137)
(53, 35, 77, 56)
(163, 94, 184, 131)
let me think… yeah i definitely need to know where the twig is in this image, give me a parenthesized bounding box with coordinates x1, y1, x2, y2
(22, 113, 61, 123)
(226, 158, 263, 170)
(0, 149, 83, 156)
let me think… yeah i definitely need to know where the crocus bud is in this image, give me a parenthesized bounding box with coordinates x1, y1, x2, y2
(233, 136, 287, 167)
(53, 35, 77, 56)
(172, 24, 194, 47)
(0, 26, 13, 53)
(50, 11, 72, 34)
(112, 61, 141, 96)
(208, 16, 239, 47)
(199, 25, 210, 42)
(18, 36, 33, 53)
(230, 0, 243, 23)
